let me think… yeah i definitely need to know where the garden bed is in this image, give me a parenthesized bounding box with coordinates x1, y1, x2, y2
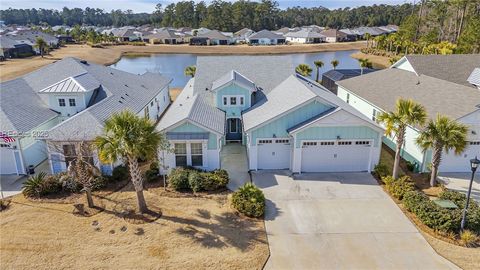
(0, 181, 269, 269)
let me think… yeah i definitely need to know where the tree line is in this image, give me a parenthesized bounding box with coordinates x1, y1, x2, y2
(0, 0, 415, 31)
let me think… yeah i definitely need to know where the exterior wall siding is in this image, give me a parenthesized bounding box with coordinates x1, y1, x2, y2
(250, 100, 332, 145)
(215, 84, 251, 118)
(169, 122, 218, 150)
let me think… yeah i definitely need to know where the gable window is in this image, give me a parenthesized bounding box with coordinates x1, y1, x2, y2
(150, 101, 154, 107)
(191, 143, 203, 167)
(223, 97, 228, 106)
(240, 97, 244, 105)
(69, 98, 76, 107)
(174, 143, 187, 167)
(230, 97, 237, 105)
(58, 98, 66, 107)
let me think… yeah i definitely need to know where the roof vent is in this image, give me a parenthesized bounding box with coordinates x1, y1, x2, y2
(125, 93, 129, 96)
(110, 72, 114, 75)
(124, 84, 129, 87)
(121, 96, 125, 100)
(80, 60, 88, 65)
(118, 100, 123, 104)
(205, 87, 209, 91)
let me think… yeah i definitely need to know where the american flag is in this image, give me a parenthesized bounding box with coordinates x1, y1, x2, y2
(0, 132, 15, 143)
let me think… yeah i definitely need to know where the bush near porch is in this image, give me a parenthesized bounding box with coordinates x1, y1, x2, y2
(168, 168, 229, 192)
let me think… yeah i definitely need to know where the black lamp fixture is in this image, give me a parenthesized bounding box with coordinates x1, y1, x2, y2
(460, 156, 480, 231)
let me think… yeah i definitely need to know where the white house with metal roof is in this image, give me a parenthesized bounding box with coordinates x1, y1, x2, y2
(336, 54, 480, 173)
(0, 58, 172, 175)
(157, 55, 384, 175)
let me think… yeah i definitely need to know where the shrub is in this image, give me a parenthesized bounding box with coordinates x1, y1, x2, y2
(405, 161, 417, 172)
(201, 172, 221, 191)
(439, 190, 480, 233)
(22, 172, 61, 197)
(188, 171, 204, 192)
(0, 199, 10, 211)
(59, 173, 82, 193)
(91, 176, 108, 190)
(374, 163, 390, 178)
(460, 230, 479, 247)
(41, 175, 62, 194)
(168, 168, 190, 190)
(232, 183, 265, 218)
(383, 175, 415, 200)
(439, 190, 466, 208)
(213, 169, 229, 188)
(145, 169, 159, 182)
(111, 165, 129, 182)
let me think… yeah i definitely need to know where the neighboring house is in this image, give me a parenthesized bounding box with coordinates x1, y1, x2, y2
(320, 29, 348, 43)
(321, 69, 377, 94)
(339, 29, 358, 41)
(193, 30, 232, 45)
(0, 58, 172, 175)
(111, 28, 142, 42)
(468, 68, 480, 89)
(233, 28, 254, 43)
(246, 30, 286, 45)
(274, 27, 298, 35)
(145, 29, 180, 44)
(301, 25, 325, 33)
(0, 35, 34, 58)
(336, 54, 480, 173)
(285, 29, 325, 44)
(157, 56, 384, 175)
(5, 30, 59, 54)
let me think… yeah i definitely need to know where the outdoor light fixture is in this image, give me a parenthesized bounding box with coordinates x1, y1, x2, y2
(460, 156, 480, 231)
(336, 135, 341, 140)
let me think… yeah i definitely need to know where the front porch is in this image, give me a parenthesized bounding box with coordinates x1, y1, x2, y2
(220, 143, 250, 190)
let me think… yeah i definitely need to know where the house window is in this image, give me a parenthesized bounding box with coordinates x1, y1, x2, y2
(372, 109, 377, 122)
(69, 98, 76, 107)
(259, 140, 272, 144)
(191, 143, 203, 167)
(144, 106, 149, 119)
(230, 97, 237, 105)
(150, 101, 154, 107)
(174, 143, 187, 167)
(240, 96, 244, 105)
(338, 141, 352, 145)
(320, 141, 334, 146)
(470, 141, 480, 145)
(63, 144, 76, 167)
(58, 98, 66, 107)
(223, 97, 228, 106)
(355, 141, 371, 145)
(303, 141, 317, 146)
(346, 93, 350, 104)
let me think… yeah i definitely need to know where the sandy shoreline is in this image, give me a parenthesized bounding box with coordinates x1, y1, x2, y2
(350, 51, 391, 68)
(0, 41, 366, 82)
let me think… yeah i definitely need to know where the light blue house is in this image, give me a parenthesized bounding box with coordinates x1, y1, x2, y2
(157, 56, 384, 174)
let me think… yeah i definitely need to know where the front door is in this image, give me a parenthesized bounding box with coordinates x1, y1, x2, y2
(226, 118, 242, 141)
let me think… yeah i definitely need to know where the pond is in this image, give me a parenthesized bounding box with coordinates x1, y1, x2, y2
(110, 50, 361, 88)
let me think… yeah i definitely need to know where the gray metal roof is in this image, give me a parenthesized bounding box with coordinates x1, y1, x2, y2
(243, 74, 383, 132)
(166, 132, 209, 140)
(337, 68, 480, 121)
(322, 69, 377, 82)
(404, 54, 480, 87)
(248, 29, 284, 40)
(197, 30, 229, 40)
(38, 73, 100, 93)
(285, 29, 325, 38)
(145, 29, 178, 40)
(0, 36, 18, 49)
(1, 57, 171, 140)
(468, 68, 480, 87)
(211, 70, 256, 91)
(194, 55, 293, 97)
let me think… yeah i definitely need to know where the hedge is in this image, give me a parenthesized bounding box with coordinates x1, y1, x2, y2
(232, 183, 265, 218)
(382, 175, 415, 200)
(168, 168, 229, 192)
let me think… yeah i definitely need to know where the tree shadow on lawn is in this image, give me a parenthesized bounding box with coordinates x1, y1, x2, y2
(164, 209, 267, 251)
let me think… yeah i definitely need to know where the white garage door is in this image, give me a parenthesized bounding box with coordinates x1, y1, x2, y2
(0, 144, 18, 174)
(439, 141, 480, 172)
(301, 140, 372, 172)
(257, 139, 291, 170)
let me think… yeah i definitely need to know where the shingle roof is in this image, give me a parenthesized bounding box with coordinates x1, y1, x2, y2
(145, 29, 178, 40)
(322, 69, 377, 81)
(0, 36, 18, 49)
(337, 68, 480, 121)
(285, 29, 325, 38)
(467, 68, 480, 87)
(197, 30, 229, 40)
(234, 28, 253, 36)
(404, 54, 480, 87)
(248, 29, 284, 40)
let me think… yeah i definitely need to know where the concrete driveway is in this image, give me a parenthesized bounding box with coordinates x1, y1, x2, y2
(253, 171, 458, 270)
(439, 173, 480, 202)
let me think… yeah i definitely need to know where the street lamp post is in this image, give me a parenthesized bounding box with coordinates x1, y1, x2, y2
(460, 156, 480, 232)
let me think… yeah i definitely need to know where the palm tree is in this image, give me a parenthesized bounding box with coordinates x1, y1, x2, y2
(34, 37, 48, 58)
(416, 115, 468, 187)
(358, 58, 372, 74)
(295, 64, 313, 77)
(377, 99, 427, 179)
(330, 59, 339, 70)
(95, 110, 167, 213)
(184, 65, 196, 78)
(313, 60, 324, 82)
(364, 33, 372, 49)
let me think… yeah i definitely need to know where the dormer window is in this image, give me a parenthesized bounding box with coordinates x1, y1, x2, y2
(58, 98, 66, 107)
(223, 97, 228, 106)
(69, 98, 76, 107)
(230, 97, 237, 105)
(240, 97, 244, 105)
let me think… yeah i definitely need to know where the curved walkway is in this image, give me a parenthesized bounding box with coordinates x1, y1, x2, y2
(253, 171, 458, 270)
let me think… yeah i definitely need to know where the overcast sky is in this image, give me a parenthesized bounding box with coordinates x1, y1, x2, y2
(1, 0, 411, 13)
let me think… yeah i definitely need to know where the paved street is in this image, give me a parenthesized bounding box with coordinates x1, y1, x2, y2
(253, 171, 458, 270)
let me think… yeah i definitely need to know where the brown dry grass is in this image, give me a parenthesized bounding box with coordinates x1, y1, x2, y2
(350, 51, 391, 69)
(0, 182, 269, 270)
(170, 88, 183, 102)
(0, 42, 366, 82)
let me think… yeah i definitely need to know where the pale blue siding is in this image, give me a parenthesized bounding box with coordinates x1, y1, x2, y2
(215, 84, 251, 117)
(296, 126, 380, 148)
(51, 154, 64, 174)
(170, 122, 218, 150)
(14, 151, 22, 174)
(250, 100, 333, 145)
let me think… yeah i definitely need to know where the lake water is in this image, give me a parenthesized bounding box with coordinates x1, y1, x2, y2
(110, 50, 360, 88)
